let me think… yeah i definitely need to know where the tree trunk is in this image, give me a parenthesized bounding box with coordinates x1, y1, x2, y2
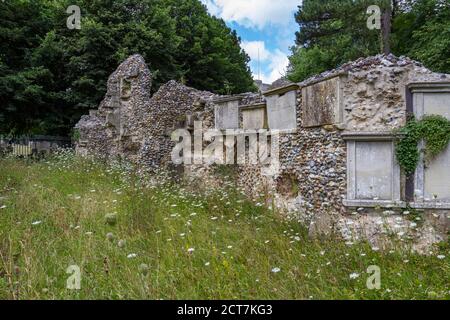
(381, 2, 392, 55)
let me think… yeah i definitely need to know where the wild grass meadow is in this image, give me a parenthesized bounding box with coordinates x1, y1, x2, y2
(0, 152, 448, 300)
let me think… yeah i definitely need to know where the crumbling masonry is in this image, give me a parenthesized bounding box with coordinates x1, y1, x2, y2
(75, 54, 450, 252)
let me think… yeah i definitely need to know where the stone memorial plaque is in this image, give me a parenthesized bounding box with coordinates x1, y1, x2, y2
(302, 77, 343, 128)
(265, 87, 297, 130)
(214, 98, 240, 130)
(241, 104, 267, 130)
(421, 92, 450, 200)
(354, 141, 393, 200)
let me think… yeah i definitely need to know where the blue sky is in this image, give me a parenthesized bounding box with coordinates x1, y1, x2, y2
(201, 0, 301, 84)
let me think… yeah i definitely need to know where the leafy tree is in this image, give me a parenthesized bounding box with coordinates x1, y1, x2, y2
(166, 0, 254, 93)
(287, 0, 450, 82)
(0, 0, 255, 135)
(393, 0, 450, 73)
(287, 0, 387, 82)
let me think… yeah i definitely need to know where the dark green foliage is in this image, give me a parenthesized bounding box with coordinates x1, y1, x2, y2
(395, 115, 450, 174)
(0, 0, 255, 136)
(288, 0, 450, 82)
(288, 0, 388, 82)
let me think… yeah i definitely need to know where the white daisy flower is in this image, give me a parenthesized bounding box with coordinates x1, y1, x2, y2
(349, 273, 360, 279)
(271, 267, 281, 273)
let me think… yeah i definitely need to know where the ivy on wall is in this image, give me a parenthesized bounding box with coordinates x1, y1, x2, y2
(395, 115, 450, 174)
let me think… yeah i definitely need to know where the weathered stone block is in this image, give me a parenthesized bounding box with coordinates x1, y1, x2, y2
(302, 76, 343, 128)
(241, 103, 267, 130)
(264, 85, 298, 130)
(411, 83, 450, 202)
(214, 97, 241, 129)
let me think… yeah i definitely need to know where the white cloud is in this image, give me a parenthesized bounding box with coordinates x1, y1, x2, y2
(241, 41, 289, 83)
(241, 41, 271, 61)
(201, 1, 297, 83)
(202, 0, 301, 30)
(261, 49, 289, 83)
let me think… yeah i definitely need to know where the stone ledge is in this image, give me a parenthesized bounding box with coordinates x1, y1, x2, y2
(263, 84, 299, 97)
(343, 199, 407, 208)
(212, 95, 246, 103)
(411, 202, 450, 210)
(408, 82, 450, 93)
(239, 103, 266, 110)
(345, 199, 450, 210)
(216, 128, 297, 136)
(341, 131, 396, 141)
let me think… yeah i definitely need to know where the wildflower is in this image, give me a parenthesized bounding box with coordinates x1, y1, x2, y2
(320, 251, 325, 256)
(227, 245, 233, 249)
(271, 267, 281, 273)
(211, 217, 218, 221)
(31, 221, 42, 226)
(187, 248, 195, 253)
(105, 213, 117, 226)
(349, 273, 360, 279)
(437, 255, 446, 260)
(138, 263, 149, 276)
(204, 262, 210, 266)
(0, 205, 6, 209)
(127, 253, 137, 259)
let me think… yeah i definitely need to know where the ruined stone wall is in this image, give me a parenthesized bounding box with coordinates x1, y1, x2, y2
(75, 55, 217, 171)
(234, 55, 449, 251)
(75, 54, 153, 161)
(75, 54, 449, 252)
(137, 81, 216, 171)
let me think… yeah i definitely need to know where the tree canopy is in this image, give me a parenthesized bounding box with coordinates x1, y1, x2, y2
(288, 0, 450, 82)
(0, 0, 255, 135)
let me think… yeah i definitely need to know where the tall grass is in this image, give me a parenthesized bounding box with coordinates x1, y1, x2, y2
(0, 153, 448, 300)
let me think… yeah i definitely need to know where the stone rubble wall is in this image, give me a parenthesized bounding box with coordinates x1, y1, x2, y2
(75, 54, 449, 252)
